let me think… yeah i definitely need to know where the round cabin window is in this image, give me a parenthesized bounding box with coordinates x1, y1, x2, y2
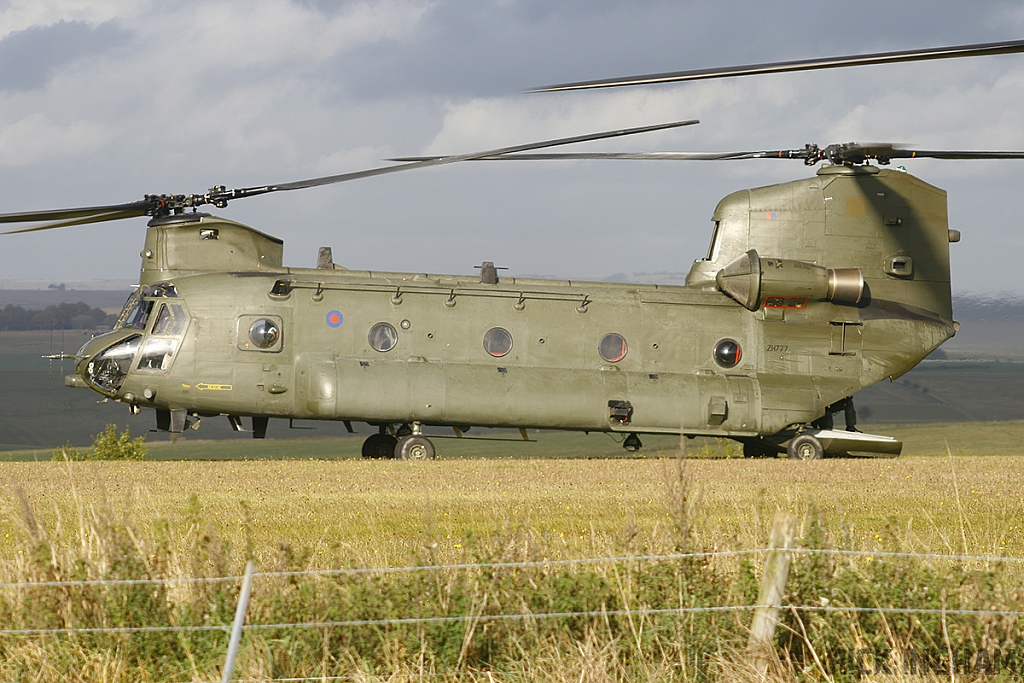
(368, 322, 398, 352)
(249, 319, 280, 349)
(483, 327, 513, 357)
(714, 339, 742, 368)
(598, 333, 627, 363)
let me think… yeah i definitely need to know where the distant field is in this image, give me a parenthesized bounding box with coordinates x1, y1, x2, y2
(855, 360, 1024, 423)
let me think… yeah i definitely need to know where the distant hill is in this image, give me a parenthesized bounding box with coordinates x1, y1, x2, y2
(0, 289, 131, 314)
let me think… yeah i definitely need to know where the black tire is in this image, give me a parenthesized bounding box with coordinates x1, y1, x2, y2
(395, 435, 436, 460)
(362, 433, 398, 459)
(787, 434, 824, 460)
(743, 441, 774, 458)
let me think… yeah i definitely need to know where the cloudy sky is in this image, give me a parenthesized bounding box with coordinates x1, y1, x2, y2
(2, 0, 1024, 293)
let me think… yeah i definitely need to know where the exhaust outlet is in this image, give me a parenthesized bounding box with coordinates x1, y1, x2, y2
(826, 268, 864, 305)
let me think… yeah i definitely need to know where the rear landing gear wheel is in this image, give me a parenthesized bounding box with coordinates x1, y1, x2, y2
(396, 435, 435, 460)
(362, 433, 398, 459)
(787, 434, 824, 460)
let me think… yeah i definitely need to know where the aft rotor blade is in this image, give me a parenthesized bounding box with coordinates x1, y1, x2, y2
(530, 38, 1024, 92)
(1, 209, 150, 234)
(876, 149, 1024, 160)
(228, 119, 699, 198)
(393, 146, 1024, 165)
(519, 150, 1024, 161)
(390, 151, 795, 162)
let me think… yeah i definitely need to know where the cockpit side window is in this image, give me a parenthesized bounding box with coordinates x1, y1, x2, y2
(706, 220, 722, 261)
(138, 302, 188, 372)
(151, 303, 186, 336)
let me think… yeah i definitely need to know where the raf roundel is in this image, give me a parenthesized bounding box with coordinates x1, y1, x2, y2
(326, 310, 344, 328)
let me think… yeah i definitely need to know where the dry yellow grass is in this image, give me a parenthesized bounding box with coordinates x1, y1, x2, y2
(2, 456, 1023, 683)
(2, 456, 1022, 572)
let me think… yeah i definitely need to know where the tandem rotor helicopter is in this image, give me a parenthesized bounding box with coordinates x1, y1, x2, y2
(4, 39, 1024, 461)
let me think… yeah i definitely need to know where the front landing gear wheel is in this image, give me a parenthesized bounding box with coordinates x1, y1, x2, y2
(396, 435, 436, 460)
(788, 434, 824, 460)
(743, 441, 774, 458)
(362, 433, 398, 459)
(623, 433, 643, 452)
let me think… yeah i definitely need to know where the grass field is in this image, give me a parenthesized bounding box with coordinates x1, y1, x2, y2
(3, 451, 1024, 680)
(3, 454, 1022, 567)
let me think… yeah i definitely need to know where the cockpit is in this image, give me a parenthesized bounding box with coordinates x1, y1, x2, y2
(79, 283, 188, 394)
(115, 283, 179, 330)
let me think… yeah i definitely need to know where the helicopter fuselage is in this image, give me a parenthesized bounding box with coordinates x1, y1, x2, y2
(70, 164, 957, 455)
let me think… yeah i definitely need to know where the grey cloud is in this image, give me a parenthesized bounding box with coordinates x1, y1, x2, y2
(0, 20, 132, 92)
(326, 0, 1017, 100)
(2, 0, 1024, 295)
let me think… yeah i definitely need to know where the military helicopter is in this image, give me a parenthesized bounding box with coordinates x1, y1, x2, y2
(4, 39, 1024, 461)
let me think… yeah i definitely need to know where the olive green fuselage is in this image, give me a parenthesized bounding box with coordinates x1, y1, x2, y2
(75, 164, 956, 440)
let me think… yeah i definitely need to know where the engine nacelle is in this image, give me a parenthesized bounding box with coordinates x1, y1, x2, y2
(716, 249, 863, 311)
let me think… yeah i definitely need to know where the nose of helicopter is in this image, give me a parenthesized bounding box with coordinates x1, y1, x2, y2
(65, 329, 142, 394)
(65, 373, 89, 388)
(64, 333, 113, 388)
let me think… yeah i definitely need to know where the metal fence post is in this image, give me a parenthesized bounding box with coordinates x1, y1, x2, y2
(222, 560, 256, 683)
(747, 511, 797, 678)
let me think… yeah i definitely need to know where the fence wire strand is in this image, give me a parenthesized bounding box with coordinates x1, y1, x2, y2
(2, 604, 1023, 637)
(2, 547, 1021, 591)
(0, 549, 756, 590)
(2, 547, 1023, 637)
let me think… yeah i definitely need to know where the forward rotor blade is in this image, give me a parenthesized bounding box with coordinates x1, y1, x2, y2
(0, 200, 151, 225)
(530, 38, 1024, 92)
(1, 209, 149, 234)
(229, 119, 699, 198)
(1, 120, 699, 232)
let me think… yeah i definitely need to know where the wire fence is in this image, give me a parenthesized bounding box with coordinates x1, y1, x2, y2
(1, 547, 1022, 637)
(5, 604, 1024, 638)
(2, 546, 1021, 590)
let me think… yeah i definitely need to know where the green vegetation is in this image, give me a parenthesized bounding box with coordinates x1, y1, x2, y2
(0, 456, 1022, 681)
(51, 424, 148, 461)
(0, 301, 115, 331)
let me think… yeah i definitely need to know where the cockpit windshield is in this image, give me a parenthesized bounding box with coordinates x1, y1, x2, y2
(115, 283, 178, 330)
(117, 292, 153, 330)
